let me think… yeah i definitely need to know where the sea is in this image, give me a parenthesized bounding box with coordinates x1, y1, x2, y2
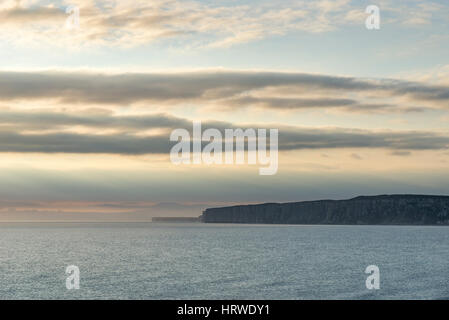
(0, 222, 448, 300)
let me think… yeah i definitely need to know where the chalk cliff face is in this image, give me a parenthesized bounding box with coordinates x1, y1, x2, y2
(200, 195, 449, 225)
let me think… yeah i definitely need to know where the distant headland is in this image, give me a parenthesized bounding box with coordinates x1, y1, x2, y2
(152, 217, 200, 223)
(200, 195, 449, 225)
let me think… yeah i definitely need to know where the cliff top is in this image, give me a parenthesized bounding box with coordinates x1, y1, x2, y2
(204, 194, 449, 212)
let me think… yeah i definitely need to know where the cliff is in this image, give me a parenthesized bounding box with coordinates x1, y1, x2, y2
(200, 195, 449, 225)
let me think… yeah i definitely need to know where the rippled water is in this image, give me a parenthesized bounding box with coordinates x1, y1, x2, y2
(0, 223, 448, 299)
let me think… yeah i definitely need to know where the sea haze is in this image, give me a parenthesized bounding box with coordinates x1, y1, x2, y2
(0, 223, 448, 299)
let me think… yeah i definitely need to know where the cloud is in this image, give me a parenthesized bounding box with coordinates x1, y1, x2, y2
(226, 96, 357, 109)
(350, 153, 362, 160)
(0, 5, 64, 23)
(2, 0, 447, 48)
(0, 109, 190, 131)
(279, 127, 449, 151)
(226, 97, 428, 113)
(389, 150, 412, 156)
(0, 130, 169, 154)
(0, 0, 347, 48)
(0, 110, 448, 154)
(0, 70, 448, 113)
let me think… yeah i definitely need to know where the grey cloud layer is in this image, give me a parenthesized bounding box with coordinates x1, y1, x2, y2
(1, 71, 448, 112)
(1, 70, 447, 154)
(0, 110, 189, 130)
(1, 111, 448, 154)
(0, 7, 64, 22)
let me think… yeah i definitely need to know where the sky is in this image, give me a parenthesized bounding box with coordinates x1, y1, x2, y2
(0, 0, 448, 220)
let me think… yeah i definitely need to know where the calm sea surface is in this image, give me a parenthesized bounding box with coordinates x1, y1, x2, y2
(0, 223, 448, 299)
